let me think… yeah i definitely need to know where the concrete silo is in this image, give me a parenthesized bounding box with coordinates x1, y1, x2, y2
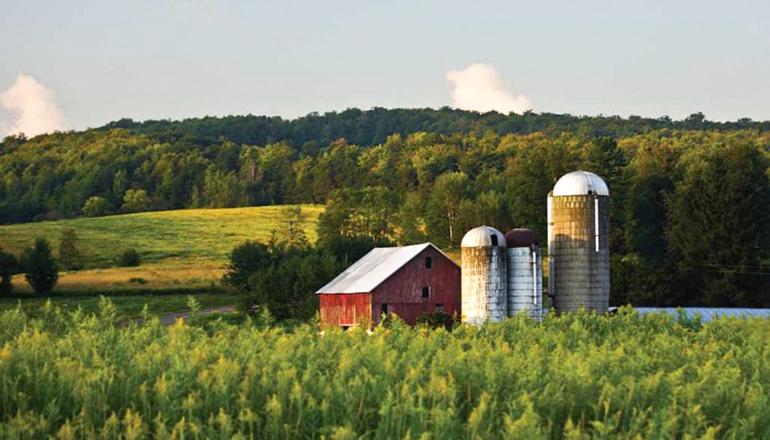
(505, 228, 543, 320)
(547, 171, 610, 313)
(461, 226, 507, 324)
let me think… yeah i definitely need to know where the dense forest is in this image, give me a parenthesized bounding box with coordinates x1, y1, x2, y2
(1, 108, 769, 306)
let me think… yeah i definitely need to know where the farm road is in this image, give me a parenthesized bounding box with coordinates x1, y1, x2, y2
(130, 305, 237, 326)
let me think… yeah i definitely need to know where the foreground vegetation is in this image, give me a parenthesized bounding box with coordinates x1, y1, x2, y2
(0, 304, 768, 438)
(0, 292, 244, 320)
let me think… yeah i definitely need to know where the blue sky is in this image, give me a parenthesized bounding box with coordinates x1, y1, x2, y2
(1, 0, 769, 135)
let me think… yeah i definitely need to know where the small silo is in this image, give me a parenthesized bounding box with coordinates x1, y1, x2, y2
(547, 171, 610, 313)
(461, 226, 507, 324)
(505, 228, 543, 320)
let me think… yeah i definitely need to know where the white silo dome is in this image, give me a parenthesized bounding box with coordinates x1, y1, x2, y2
(552, 171, 609, 196)
(461, 225, 506, 248)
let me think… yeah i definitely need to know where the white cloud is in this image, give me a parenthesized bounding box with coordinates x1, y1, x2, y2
(446, 63, 532, 114)
(1, 73, 65, 137)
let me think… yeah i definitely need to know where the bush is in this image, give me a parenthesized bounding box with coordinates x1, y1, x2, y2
(118, 249, 141, 267)
(415, 311, 458, 330)
(0, 249, 19, 296)
(225, 241, 342, 321)
(81, 196, 109, 217)
(21, 238, 58, 295)
(122, 189, 150, 212)
(222, 241, 273, 290)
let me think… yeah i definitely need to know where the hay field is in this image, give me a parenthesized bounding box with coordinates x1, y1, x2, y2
(0, 205, 322, 294)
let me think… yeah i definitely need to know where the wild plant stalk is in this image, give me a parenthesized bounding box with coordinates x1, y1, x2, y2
(0, 302, 768, 438)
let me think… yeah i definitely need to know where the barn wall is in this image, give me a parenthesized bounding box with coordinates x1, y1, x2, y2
(319, 293, 371, 328)
(371, 247, 461, 325)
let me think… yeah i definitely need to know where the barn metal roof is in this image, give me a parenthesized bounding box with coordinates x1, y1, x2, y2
(611, 307, 770, 322)
(552, 170, 609, 196)
(316, 243, 454, 294)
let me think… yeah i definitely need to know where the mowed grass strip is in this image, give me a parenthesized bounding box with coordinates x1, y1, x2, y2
(0, 205, 322, 268)
(9, 259, 225, 294)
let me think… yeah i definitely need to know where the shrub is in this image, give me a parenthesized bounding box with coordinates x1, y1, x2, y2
(122, 189, 150, 212)
(222, 241, 273, 290)
(81, 196, 108, 217)
(415, 311, 458, 330)
(118, 249, 141, 267)
(21, 238, 58, 295)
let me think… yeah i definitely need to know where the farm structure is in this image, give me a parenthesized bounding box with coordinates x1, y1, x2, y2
(316, 243, 460, 328)
(548, 170, 611, 313)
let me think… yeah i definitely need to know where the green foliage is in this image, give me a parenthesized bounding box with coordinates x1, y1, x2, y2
(427, 172, 471, 247)
(20, 238, 58, 295)
(224, 239, 341, 321)
(666, 141, 770, 306)
(415, 311, 457, 330)
(0, 249, 19, 296)
(58, 228, 83, 271)
(243, 250, 338, 320)
(81, 196, 109, 217)
(222, 241, 273, 290)
(122, 189, 150, 212)
(2, 109, 770, 307)
(1, 305, 770, 437)
(118, 249, 141, 267)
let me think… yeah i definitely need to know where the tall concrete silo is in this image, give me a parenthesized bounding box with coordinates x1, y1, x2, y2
(547, 171, 610, 313)
(461, 226, 507, 324)
(505, 228, 543, 321)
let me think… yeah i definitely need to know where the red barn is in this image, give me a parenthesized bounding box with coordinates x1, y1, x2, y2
(316, 243, 460, 328)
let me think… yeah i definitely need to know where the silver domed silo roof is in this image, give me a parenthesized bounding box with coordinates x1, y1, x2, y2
(461, 226, 506, 248)
(552, 171, 609, 196)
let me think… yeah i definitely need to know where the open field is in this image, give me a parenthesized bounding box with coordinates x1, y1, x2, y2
(1, 306, 768, 438)
(0, 205, 322, 294)
(0, 205, 322, 268)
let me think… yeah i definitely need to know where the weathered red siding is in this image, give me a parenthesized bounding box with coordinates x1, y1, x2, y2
(370, 247, 461, 325)
(319, 293, 371, 328)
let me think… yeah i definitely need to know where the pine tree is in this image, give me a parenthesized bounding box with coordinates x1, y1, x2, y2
(21, 238, 59, 295)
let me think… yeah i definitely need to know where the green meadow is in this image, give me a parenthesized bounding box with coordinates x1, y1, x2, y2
(0, 206, 321, 315)
(0, 205, 322, 268)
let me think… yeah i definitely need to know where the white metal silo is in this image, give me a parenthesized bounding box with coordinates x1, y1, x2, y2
(547, 170, 610, 313)
(461, 225, 507, 324)
(505, 228, 543, 321)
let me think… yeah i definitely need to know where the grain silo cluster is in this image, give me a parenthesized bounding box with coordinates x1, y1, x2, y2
(460, 226, 544, 323)
(318, 170, 611, 328)
(459, 170, 610, 324)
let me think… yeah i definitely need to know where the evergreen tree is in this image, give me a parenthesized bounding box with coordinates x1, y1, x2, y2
(21, 238, 59, 295)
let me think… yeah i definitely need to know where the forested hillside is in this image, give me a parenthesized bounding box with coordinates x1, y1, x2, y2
(1, 108, 769, 306)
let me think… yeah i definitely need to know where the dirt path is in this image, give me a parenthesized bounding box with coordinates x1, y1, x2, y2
(129, 305, 238, 326)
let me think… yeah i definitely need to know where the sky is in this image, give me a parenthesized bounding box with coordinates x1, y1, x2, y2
(1, 0, 769, 136)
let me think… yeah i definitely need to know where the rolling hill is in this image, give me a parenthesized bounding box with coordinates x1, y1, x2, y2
(0, 205, 322, 293)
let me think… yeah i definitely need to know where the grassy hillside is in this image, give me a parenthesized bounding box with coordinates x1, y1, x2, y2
(0, 205, 322, 293)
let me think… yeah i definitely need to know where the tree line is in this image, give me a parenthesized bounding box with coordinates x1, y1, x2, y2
(1, 109, 769, 307)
